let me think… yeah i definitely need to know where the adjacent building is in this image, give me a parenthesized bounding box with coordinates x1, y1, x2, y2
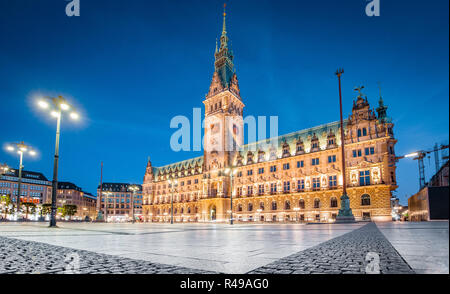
(97, 183, 143, 222)
(55, 182, 97, 220)
(0, 169, 52, 204)
(141, 9, 397, 223)
(409, 160, 449, 221)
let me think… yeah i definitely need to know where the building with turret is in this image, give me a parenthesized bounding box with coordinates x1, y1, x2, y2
(141, 7, 397, 223)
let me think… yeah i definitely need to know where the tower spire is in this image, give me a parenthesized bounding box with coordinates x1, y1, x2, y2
(213, 3, 234, 88)
(222, 3, 227, 36)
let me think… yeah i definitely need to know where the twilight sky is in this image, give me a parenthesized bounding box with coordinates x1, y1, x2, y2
(0, 0, 448, 204)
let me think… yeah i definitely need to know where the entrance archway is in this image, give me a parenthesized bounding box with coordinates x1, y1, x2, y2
(209, 205, 217, 221)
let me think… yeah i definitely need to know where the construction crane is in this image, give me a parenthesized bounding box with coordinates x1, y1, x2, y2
(397, 144, 449, 190)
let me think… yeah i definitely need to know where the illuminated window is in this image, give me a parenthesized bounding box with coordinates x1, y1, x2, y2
(359, 170, 371, 186)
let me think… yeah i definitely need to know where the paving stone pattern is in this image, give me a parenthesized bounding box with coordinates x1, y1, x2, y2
(0, 236, 215, 274)
(248, 222, 415, 274)
(0, 223, 414, 274)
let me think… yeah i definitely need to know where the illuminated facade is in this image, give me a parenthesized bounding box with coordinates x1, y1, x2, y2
(142, 9, 397, 223)
(96, 183, 143, 222)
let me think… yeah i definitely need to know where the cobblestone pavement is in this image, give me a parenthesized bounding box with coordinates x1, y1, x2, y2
(0, 236, 216, 274)
(247, 223, 415, 274)
(0, 223, 415, 274)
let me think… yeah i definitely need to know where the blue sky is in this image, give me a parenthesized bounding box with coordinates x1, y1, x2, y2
(0, 0, 448, 204)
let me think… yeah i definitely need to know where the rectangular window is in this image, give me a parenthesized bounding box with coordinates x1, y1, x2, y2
(283, 181, 290, 193)
(364, 147, 375, 156)
(312, 158, 319, 166)
(247, 186, 253, 195)
(312, 178, 321, 190)
(258, 167, 264, 174)
(328, 155, 336, 163)
(297, 161, 304, 168)
(353, 150, 362, 157)
(329, 175, 337, 187)
(258, 185, 264, 195)
(270, 183, 277, 193)
(194, 179, 198, 184)
(247, 170, 253, 176)
(297, 179, 305, 191)
(359, 170, 371, 186)
(283, 163, 290, 170)
(270, 165, 277, 172)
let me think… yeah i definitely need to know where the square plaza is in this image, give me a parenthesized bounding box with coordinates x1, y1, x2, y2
(0, 221, 447, 274)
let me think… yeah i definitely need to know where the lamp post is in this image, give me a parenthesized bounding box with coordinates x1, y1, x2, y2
(224, 168, 236, 225)
(335, 69, 355, 222)
(168, 179, 178, 224)
(5, 142, 37, 216)
(129, 185, 140, 224)
(37, 96, 79, 227)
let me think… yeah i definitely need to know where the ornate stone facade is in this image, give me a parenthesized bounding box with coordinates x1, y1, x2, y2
(142, 9, 397, 223)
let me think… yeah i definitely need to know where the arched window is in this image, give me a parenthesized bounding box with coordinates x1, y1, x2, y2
(299, 199, 305, 209)
(238, 204, 243, 212)
(248, 203, 253, 212)
(330, 197, 338, 208)
(157, 209, 160, 215)
(174, 208, 177, 214)
(284, 200, 291, 210)
(181, 207, 184, 214)
(187, 207, 191, 214)
(361, 194, 371, 206)
(272, 201, 277, 211)
(259, 202, 265, 210)
(314, 198, 320, 209)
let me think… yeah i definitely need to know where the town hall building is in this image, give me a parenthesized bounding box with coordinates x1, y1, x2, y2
(141, 8, 397, 223)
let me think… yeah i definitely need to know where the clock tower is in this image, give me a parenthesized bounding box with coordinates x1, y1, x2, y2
(203, 5, 244, 173)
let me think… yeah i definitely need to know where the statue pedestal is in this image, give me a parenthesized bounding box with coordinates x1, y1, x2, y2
(335, 216, 356, 223)
(335, 194, 356, 223)
(96, 211, 104, 222)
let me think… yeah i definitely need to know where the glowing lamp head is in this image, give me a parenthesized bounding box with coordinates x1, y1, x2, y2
(6, 146, 14, 152)
(38, 100, 49, 109)
(70, 112, 79, 120)
(60, 103, 70, 111)
(50, 111, 60, 118)
(29, 150, 36, 156)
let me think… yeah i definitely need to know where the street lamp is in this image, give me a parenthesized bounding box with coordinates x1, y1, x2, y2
(5, 142, 37, 216)
(334, 69, 355, 222)
(37, 95, 80, 227)
(129, 185, 140, 224)
(224, 168, 237, 225)
(0, 163, 10, 175)
(168, 179, 178, 224)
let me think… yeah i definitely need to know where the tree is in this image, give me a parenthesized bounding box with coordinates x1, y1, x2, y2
(1, 194, 13, 219)
(41, 204, 52, 217)
(62, 204, 77, 220)
(22, 202, 36, 220)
